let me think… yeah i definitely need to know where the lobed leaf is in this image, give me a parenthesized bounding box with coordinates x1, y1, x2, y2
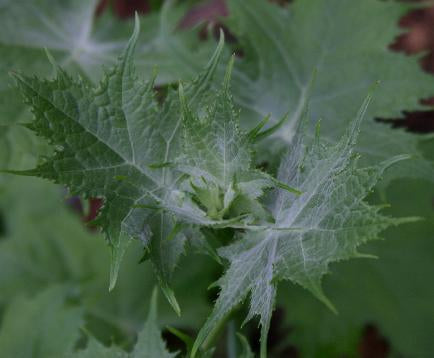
(192, 94, 414, 357)
(8, 15, 274, 315)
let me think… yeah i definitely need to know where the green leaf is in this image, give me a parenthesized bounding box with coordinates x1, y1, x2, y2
(0, 124, 48, 177)
(3, 3, 432, 357)
(236, 333, 254, 358)
(192, 95, 414, 357)
(65, 336, 125, 358)
(0, 178, 106, 304)
(0, 0, 102, 125)
(131, 288, 177, 357)
(0, 87, 217, 348)
(226, 0, 434, 185)
(279, 177, 434, 357)
(178, 56, 283, 222)
(0, 286, 83, 358)
(9, 15, 228, 311)
(0, 0, 214, 125)
(179, 57, 250, 191)
(69, 288, 176, 358)
(0, 175, 218, 345)
(0, 111, 217, 337)
(226, 320, 254, 358)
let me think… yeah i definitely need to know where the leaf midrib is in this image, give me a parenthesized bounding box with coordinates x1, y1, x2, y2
(17, 76, 160, 188)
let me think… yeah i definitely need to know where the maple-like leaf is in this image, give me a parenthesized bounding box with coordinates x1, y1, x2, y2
(191, 94, 416, 357)
(8, 15, 221, 307)
(8, 16, 272, 315)
(226, 0, 434, 186)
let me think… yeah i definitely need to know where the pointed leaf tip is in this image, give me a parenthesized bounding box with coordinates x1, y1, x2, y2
(252, 111, 292, 141)
(207, 28, 225, 67)
(247, 114, 271, 141)
(275, 180, 302, 195)
(218, 28, 225, 47)
(178, 82, 186, 109)
(149, 286, 159, 317)
(134, 12, 140, 37)
(314, 287, 337, 315)
(109, 236, 131, 291)
(123, 11, 140, 56)
(380, 154, 412, 169)
(354, 252, 378, 260)
(109, 262, 119, 292)
(44, 47, 59, 72)
(161, 284, 181, 316)
(223, 55, 235, 89)
(0, 168, 38, 177)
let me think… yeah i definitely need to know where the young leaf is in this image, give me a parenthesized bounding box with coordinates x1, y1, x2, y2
(179, 57, 250, 193)
(191, 95, 414, 357)
(178, 56, 287, 222)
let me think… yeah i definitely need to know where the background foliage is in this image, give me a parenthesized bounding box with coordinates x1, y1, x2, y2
(0, 0, 433, 357)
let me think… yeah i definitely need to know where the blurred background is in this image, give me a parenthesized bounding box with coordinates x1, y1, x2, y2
(0, 0, 433, 357)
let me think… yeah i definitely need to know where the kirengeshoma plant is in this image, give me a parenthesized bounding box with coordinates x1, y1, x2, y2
(4, 11, 419, 357)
